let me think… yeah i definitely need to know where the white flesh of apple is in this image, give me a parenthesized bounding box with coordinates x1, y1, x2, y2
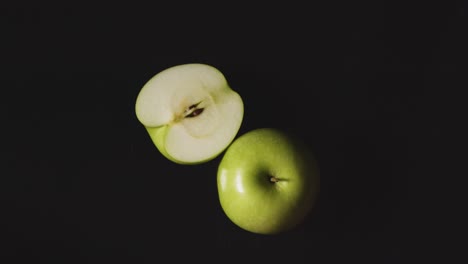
(135, 63, 244, 163)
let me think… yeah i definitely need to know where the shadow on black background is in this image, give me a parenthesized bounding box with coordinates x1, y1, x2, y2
(2, 2, 462, 263)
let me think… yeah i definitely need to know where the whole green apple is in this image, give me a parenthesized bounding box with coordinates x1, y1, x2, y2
(217, 128, 320, 235)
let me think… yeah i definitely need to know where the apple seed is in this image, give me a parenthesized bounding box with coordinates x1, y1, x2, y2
(184, 102, 204, 118)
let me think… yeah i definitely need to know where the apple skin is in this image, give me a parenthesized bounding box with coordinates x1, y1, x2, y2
(145, 126, 186, 164)
(217, 128, 320, 235)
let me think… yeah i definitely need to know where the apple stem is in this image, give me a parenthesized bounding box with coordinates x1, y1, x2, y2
(269, 176, 279, 183)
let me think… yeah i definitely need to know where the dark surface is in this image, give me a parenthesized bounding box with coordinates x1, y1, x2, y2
(2, 3, 462, 263)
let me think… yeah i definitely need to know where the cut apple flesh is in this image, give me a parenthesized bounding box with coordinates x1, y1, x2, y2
(135, 63, 244, 164)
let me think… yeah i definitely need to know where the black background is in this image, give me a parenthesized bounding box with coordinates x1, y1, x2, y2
(1, 2, 463, 263)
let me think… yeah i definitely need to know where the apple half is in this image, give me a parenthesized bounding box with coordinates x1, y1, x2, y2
(135, 63, 244, 164)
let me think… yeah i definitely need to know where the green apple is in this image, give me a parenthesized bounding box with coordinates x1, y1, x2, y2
(217, 128, 320, 235)
(135, 63, 244, 164)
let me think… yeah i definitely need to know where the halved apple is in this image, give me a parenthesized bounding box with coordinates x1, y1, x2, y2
(135, 63, 244, 164)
